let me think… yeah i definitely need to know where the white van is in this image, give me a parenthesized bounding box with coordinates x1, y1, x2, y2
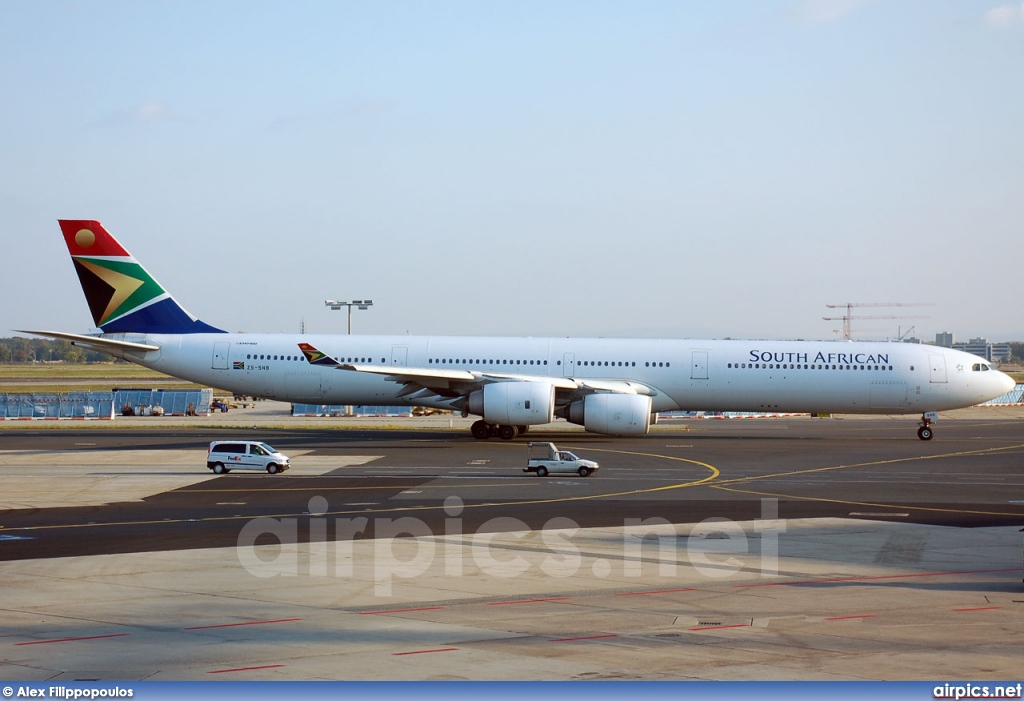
(207, 441, 291, 474)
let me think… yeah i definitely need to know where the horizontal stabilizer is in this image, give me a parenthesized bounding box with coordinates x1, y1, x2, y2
(15, 330, 160, 352)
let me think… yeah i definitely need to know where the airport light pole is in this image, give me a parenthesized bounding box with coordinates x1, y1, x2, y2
(325, 299, 373, 335)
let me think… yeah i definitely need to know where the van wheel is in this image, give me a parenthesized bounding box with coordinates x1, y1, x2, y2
(578, 467, 591, 477)
(267, 463, 279, 474)
(213, 463, 225, 474)
(537, 466, 548, 477)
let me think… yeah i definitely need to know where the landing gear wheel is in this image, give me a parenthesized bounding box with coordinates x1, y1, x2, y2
(917, 426, 933, 441)
(578, 466, 591, 477)
(471, 420, 491, 440)
(498, 424, 518, 440)
(267, 463, 279, 474)
(536, 466, 548, 477)
(517, 425, 529, 435)
(213, 463, 225, 474)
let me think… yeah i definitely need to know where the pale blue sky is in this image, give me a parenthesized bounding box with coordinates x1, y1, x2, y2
(5, 0, 1023, 341)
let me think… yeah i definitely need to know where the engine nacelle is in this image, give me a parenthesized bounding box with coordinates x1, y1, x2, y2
(566, 393, 652, 435)
(467, 382, 555, 426)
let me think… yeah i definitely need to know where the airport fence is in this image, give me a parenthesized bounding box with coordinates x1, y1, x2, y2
(982, 383, 1024, 405)
(0, 392, 115, 419)
(0, 389, 212, 419)
(113, 388, 212, 416)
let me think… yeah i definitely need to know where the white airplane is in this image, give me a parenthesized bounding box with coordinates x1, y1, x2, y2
(19, 220, 1015, 441)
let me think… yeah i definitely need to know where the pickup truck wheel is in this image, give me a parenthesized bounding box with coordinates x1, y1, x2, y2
(267, 463, 279, 474)
(578, 467, 591, 477)
(212, 463, 225, 474)
(498, 424, 517, 440)
(536, 466, 548, 477)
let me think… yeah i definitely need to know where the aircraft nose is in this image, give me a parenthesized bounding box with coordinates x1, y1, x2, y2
(998, 371, 1016, 395)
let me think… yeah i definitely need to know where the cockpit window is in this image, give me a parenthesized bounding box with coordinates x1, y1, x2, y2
(972, 363, 992, 372)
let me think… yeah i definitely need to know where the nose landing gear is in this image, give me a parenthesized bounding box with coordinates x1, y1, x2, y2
(917, 412, 937, 440)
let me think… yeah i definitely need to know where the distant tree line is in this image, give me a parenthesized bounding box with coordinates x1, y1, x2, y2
(0, 337, 114, 363)
(1008, 342, 1024, 365)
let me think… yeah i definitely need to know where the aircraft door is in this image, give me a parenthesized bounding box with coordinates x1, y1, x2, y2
(212, 342, 230, 370)
(563, 353, 575, 376)
(691, 351, 709, 380)
(391, 347, 408, 367)
(929, 354, 947, 383)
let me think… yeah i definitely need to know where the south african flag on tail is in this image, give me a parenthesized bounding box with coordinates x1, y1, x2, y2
(58, 220, 224, 334)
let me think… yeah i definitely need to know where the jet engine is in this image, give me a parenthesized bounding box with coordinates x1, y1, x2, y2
(566, 393, 652, 435)
(466, 381, 555, 426)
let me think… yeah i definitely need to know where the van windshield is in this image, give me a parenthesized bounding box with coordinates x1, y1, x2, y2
(256, 442, 276, 454)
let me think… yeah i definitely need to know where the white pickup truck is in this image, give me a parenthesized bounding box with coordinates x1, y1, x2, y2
(525, 442, 600, 477)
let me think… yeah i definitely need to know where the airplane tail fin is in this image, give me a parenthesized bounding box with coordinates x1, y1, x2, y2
(58, 220, 224, 334)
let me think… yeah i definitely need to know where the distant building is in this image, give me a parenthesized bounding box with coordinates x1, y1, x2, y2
(952, 337, 1011, 362)
(935, 332, 955, 348)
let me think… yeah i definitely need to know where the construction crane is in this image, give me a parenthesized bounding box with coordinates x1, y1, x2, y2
(823, 302, 934, 340)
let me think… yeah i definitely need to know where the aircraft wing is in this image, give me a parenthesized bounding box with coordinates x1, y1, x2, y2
(15, 330, 160, 352)
(341, 363, 579, 397)
(299, 342, 659, 402)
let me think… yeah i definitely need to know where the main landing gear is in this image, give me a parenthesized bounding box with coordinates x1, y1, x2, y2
(917, 412, 935, 441)
(471, 420, 529, 440)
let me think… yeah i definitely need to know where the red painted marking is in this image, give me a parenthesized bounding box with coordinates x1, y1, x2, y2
(392, 647, 459, 656)
(615, 588, 696, 596)
(16, 633, 128, 646)
(953, 606, 1002, 612)
(690, 623, 751, 631)
(732, 568, 1020, 589)
(487, 597, 571, 606)
(183, 617, 302, 630)
(551, 634, 619, 642)
(208, 664, 285, 674)
(825, 615, 876, 621)
(360, 607, 444, 615)
(59, 220, 131, 257)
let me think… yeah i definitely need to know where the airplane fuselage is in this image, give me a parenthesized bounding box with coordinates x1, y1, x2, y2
(110, 333, 1010, 416)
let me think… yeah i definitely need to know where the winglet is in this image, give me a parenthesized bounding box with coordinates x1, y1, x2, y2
(58, 219, 224, 334)
(298, 342, 342, 366)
